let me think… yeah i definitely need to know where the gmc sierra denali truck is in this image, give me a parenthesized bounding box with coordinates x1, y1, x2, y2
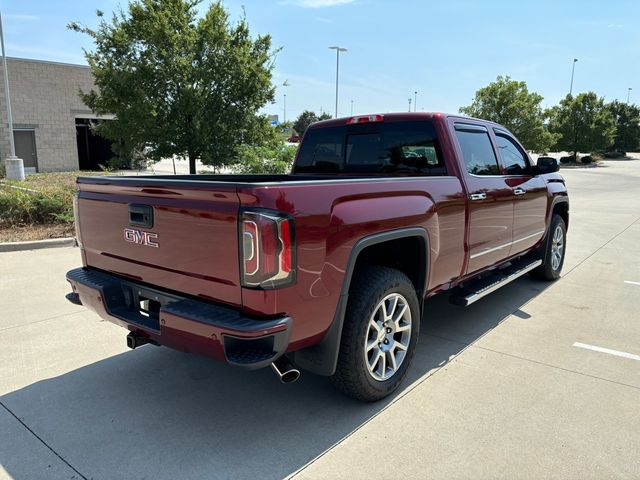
(66, 113, 568, 401)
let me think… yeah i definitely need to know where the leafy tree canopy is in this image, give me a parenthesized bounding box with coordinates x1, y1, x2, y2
(69, 0, 278, 174)
(293, 110, 332, 137)
(459, 75, 557, 153)
(604, 100, 640, 152)
(548, 92, 616, 156)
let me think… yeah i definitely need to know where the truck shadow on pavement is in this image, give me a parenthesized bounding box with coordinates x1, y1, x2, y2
(1, 277, 550, 480)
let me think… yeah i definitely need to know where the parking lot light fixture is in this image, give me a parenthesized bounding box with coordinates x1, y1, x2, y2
(329, 46, 347, 118)
(627, 87, 632, 104)
(569, 58, 578, 95)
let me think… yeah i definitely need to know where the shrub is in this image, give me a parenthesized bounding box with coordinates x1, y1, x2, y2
(603, 151, 625, 158)
(0, 184, 74, 225)
(559, 156, 574, 164)
(580, 155, 593, 164)
(233, 144, 297, 174)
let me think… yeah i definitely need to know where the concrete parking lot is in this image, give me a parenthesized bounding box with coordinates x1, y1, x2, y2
(1, 158, 640, 480)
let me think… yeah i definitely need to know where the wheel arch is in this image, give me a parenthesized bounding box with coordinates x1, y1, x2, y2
(291, 227, 430, 376)
(552, 197, 569, 231)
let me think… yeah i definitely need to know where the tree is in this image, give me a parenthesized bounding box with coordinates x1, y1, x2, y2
(604, 101, 640, 152)
(69, 0, 278, 174)
(548, 93, 616, 158)
(459, 76, 557, 152)
(293, 110, 332, 136)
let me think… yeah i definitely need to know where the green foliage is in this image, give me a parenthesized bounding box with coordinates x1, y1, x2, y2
(548, 93, 616, 155)
(0, 184, 75, 225)
(69, 0, 278, 174)
(604, 100, 640, 152)
(293, 110, 332, 136)
(233, 143, 297, 174)
(459, 76, 557, 153)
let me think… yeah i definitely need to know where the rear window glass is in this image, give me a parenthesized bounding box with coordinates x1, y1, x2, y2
(294, 121, 446, 175)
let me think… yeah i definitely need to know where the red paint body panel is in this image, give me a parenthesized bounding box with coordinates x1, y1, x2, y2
(77, 182, 242, 306)
(70, 113, 568, 365)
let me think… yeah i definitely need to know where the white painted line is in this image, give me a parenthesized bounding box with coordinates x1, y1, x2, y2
(624, 280, 640, 286)
(573, 342, 640, 362)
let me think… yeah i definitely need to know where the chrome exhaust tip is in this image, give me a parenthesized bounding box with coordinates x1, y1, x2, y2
(270, 356, 301, 384)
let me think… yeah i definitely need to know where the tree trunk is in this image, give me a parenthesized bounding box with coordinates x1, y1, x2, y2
(188, 151, 197, 175)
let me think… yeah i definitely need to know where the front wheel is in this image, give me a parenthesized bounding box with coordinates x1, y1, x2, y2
(530, 214, 566, 281)
(330, 266, 420, 402)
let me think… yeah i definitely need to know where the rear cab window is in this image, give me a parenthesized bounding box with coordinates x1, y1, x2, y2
(294, 120, 446, 175)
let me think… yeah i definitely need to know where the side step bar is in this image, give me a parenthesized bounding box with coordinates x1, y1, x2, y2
(450, 258, 542, 307)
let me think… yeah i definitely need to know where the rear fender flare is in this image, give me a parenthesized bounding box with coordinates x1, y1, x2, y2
(292, 227, 430, 376)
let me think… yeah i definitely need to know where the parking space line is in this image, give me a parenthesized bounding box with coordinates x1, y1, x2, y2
(624, 280, 640, 286)
(573, 342, 640, 362)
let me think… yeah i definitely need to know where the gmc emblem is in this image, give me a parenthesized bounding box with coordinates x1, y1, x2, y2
(124, 228, 159, 247)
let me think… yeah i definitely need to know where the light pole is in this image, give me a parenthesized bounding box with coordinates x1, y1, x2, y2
(282, 79, 289, 124)
(569, 58, 578, 95)
(408, 98, 412, 112)
(350, 99, 354, 115)
(414, 91, 417, 112)
(0, 11, 24, 180)
(627, 87, 632, 104)
(329, 46, 347, 118)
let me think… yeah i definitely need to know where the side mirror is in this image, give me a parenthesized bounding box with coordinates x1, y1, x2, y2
(536, 156, 559, 174)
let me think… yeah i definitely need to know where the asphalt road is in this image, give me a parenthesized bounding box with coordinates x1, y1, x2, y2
(1, 158, 640, 480)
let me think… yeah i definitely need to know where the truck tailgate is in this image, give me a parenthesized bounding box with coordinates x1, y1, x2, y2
(76, 178, 241, 307)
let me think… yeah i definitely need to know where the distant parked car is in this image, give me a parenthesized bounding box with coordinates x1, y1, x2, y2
(287, 135, 301, 143)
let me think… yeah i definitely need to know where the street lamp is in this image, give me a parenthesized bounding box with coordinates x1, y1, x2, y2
(282, 80, 290, 123)
(627, 87, 632, 104)
(408, 98, 412, 112)
(329, 46, 347, 118)
(414, 91, 418, 112)
(569, 58, 578, 95)
(350, 99, 354, 115)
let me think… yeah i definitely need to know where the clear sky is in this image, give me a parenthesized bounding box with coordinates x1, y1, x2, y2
(1, 0, 638, 120)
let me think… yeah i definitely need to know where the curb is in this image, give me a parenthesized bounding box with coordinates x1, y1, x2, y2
(0, 237, 77, 253)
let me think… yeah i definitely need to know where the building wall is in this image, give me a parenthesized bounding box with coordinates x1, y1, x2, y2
(0, 57, 96, 172)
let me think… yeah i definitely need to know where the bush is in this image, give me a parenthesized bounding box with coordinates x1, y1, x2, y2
(580, 155, 593, 164)
(604, 151, 626, 158)
(0, 184, 74, 225)
(233, 144, 297, 174)
(559, 156, 574, 164)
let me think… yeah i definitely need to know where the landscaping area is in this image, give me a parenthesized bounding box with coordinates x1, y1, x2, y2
(0, 171, 104, 242)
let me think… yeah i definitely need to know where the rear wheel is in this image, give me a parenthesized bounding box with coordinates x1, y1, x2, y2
(531, 214, 566, 281)
(330, 266, 420, 402)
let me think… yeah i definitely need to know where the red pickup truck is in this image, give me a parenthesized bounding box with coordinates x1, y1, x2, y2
(66, 113, 568, 401)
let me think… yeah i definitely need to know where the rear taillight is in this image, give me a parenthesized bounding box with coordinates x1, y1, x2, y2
(73, 193, 83, 248)
(240, 210, 296, 289)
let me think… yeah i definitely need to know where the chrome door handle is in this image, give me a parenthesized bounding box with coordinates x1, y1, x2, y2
(469, 193, 487, 201)
(513, 188, 526, 196)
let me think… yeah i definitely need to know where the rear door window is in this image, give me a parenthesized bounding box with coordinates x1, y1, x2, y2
(454, 125, 500, 176)
(294, 121, 446, 175)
